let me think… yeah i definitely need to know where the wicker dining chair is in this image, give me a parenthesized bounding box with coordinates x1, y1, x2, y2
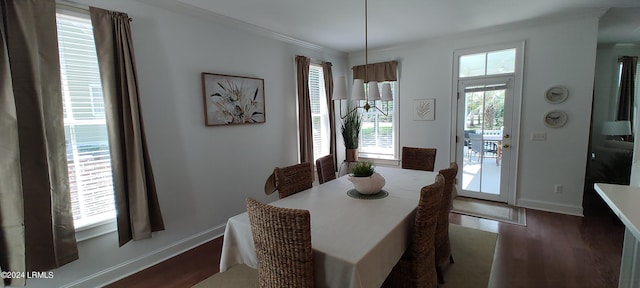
(315, 154, 337, 184)
(246, 197, 314, 288)
(382, 174, 444, 288)
(275, 162, 313, 199)
(401, 146, 437, 171)
(435, 162, 459, 284)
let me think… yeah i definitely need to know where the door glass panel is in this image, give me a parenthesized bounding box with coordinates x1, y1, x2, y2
(462, 86, 505, 196)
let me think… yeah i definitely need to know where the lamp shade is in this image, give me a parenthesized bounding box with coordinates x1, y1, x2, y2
(602, 121, 631, 135)
(380, 83, 393, 101)
(367, 81, 381, 101)
(351, 79, 366, 100)
(332, 76, 348, 100)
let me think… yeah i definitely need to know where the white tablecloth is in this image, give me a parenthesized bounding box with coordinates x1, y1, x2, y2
(220, 166, 437, 288)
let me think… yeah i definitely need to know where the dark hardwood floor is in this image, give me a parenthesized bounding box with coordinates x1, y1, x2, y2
(106, 189, 624, 288)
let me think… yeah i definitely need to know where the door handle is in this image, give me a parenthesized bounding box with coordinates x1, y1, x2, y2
(502, 144, 510, 148)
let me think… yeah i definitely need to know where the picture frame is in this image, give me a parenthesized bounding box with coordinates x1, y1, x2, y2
(414, 98, 435, 121)
(201, 72, 265, 126)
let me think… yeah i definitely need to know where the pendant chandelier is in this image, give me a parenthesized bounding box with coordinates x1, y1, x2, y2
(332, 0, 393, 119)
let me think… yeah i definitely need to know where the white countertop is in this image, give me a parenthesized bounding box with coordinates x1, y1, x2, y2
(594, 183, 640, 240)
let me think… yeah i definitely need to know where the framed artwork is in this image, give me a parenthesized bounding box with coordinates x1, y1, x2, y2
(414, 99, 435, 121)
(201, 72, 265, 126)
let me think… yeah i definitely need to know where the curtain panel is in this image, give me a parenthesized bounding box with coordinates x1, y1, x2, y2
(321, 62, 337, 170)
(0, 0, 78, 286)
(90, 7, 165, 246)
(617, 56, 638, 122)
(296, 56, 314, 167)
(352, 60, 398, 82)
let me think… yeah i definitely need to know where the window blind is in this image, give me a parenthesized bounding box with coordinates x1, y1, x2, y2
(57, 13, 115, 229)
(359, 82, 395, 157)
(309, 64, 329, 162)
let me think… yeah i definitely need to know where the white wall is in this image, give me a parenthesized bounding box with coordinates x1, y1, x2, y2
(27, 1, 347, 287)
(348, 14, 600, 216)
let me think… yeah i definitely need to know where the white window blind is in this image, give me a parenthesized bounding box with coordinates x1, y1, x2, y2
(359, 82, 396, 158)
(309, 64, 330, 162)
(57, 12, 115, 229)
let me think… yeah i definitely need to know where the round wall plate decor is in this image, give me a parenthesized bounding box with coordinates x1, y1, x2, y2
(543, 110, 568, 128)
(544, 86, 569, 104)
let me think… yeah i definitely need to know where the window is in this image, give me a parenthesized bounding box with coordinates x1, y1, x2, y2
(459, 48, 516, 78)
(359, 82, 397, 159)
(57, 12, 115, 230)
(309, 64, 330, 162)
(615, 60, 640, 106)
(614, 59, 640, 134)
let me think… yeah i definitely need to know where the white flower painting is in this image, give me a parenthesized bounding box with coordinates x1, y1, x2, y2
(202, 73, 265, 126)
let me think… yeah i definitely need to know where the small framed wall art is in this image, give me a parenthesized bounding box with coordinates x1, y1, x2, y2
(201, 72, 265, 126)
(414, 99, 435, 121)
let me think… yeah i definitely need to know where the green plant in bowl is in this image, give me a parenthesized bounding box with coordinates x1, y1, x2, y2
(351, 161, 375, 177)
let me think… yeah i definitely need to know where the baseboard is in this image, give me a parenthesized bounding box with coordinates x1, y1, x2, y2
(61, 224, 226, 288)
(517, 198, 583, 216)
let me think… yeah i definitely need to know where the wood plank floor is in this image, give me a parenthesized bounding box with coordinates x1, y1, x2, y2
(106, 190, 624, 288)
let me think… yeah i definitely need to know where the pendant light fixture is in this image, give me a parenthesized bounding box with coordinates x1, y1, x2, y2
(332, 0, 393, 119)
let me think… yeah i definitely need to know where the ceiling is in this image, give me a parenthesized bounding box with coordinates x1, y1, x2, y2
(157, 0, 640, 52)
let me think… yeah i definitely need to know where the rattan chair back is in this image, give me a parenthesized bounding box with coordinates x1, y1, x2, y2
(315, 154, 336, 184)
(246, 197, 314, 288)
(401, 146, 437, 171)
(382, 174, 444, 288)
(275, 162, 313, 199)
(435, 162, 459, 282)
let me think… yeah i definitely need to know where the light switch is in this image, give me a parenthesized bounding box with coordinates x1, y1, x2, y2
(531, 132, 546, 141)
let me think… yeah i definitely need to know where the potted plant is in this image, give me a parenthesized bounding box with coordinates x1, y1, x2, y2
(347, 161, 386, 195)
(350, 160, 375, 177)
(341, 109, 362, 162)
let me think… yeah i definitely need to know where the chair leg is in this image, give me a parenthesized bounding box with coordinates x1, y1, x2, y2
(436, 265, 444, 284)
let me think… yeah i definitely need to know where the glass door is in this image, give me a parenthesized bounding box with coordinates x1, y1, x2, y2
(457, 77, 513, 202)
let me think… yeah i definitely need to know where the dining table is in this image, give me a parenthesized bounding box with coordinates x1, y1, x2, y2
(219, 166, 438, 288)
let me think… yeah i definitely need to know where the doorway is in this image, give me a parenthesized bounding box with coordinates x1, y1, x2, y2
(451, 42, 524, 205)
(457, 77, 513, 202)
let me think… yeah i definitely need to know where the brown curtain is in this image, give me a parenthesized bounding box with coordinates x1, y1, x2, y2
(0, 0, 78, 286)
(617, 56, 638, 138)
(296, 55, 314, 164)
(322, 62, 337, 171)
(352, 60, 398, 82)
(90, 7, 165, 246)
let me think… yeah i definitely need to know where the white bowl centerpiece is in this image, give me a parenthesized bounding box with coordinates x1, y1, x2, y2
(347, 161, 386, 195)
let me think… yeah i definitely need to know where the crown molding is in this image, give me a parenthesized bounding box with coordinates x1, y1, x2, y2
(132, 0, 346, 57)
(348, 7, 608, 58)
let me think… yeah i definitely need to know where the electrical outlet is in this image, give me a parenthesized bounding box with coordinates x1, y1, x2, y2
(531, 132, 547, 141)
(554, 184, 563, 193)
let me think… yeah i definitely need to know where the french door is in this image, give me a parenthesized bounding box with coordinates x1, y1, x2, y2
(456, 76, 514, 202)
